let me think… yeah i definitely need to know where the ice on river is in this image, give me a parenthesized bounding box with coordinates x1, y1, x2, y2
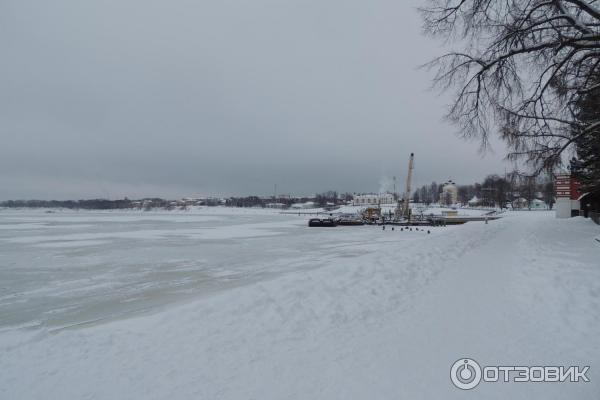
(1, 207, 599, 399)
(0, 208, 313, 330)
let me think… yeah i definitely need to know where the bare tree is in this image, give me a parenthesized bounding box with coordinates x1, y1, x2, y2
(430, 181, 439, 203)
(421, 0, 600, 176)
(542, 177, 556, 209)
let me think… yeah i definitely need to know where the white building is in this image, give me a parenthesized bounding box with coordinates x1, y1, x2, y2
(467, 195, 480, 207)
(291, 201, 316, 209)
(265, 203, 287, 209)
(440, 180, 458, 205)
(352, 193, 396, 206)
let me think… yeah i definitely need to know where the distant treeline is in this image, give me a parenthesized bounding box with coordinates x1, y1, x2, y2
(225, 192, 353, 208)
(412, 174, 555, 208)
(0, 192, 354, 210)
(0, 199, 157, 210)
(0, 198, 224, 210)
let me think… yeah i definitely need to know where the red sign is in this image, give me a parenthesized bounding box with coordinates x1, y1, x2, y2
(555, 174, 582, 199)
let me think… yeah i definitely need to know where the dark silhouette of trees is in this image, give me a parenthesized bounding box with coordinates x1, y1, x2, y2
(421, 0, 600, 191)
(572, 80, 600, 194)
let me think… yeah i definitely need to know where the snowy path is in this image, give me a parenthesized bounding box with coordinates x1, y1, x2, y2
(1, 211, 599, 399)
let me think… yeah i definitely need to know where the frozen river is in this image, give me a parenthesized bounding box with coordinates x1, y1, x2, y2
(0, 208, 328, 331)
(1, 208, 599, 399)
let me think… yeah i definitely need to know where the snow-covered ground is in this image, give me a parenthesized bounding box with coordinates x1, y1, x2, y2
(1, 208, 599, 399)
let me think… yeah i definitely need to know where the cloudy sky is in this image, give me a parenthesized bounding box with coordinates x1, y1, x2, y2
(0, 0, 508, 200)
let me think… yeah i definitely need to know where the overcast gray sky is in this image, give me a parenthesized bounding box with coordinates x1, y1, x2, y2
(0, 0, 509, 200)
